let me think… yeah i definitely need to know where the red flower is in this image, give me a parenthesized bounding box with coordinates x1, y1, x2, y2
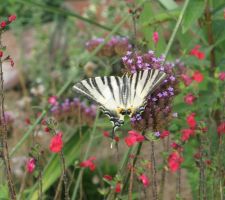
(184, 93, 196, 105)
(0, 21, 6, 28)
(103, 131, 110, 137)
(48, 96, 58, 106)
(25, 117, 31, 125)
(139, 174, 150, 187)
(26, 158, 36, 173)
(168, 151, 183, 172)
(217, 122, 225, 136)
(124, 130, 144, 147)
(0, 50, 3, 58)
(115, 183, 121, 193)
(186, 113, 196, 129)
(196, 51, 205, 60)
(219, 72, 225, 81)
(8, 15, 16, 22)
(181, 129, 195, 142)
(80, 156, 96, 171)
(49, 132, 63, 153)
(189, 45, 205, 60)
(160, 130, 170, 139)
(152, 32, 159, 44)
(103, 175, 113, 181)
(192, 71, 204, 83)
(181, 74, 192, 86)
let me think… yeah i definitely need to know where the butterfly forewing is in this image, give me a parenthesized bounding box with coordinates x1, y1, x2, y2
(128, 69, 166, 113)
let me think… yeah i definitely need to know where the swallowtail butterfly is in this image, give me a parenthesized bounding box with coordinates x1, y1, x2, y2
(73, 69, 166, 138)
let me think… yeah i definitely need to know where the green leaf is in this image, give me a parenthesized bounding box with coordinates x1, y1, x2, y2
(182, 0, 205, 33)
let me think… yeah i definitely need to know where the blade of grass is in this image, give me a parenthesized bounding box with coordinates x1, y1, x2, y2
(15, 0, 115, 33)
(163, 0, 190, 60)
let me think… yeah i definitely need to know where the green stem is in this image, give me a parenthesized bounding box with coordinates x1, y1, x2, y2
(163, 0, 190, 61)
(71, 111, 99, 200)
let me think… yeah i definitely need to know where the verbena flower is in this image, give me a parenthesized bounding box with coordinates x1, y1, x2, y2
(86, 36, 132, 57)
(50, 98, 96, 126)
(123, 50, 179, 131)
(181, 129, 195, 142)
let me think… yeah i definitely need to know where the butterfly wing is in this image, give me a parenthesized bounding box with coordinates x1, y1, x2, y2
(128, 69, 166, 115)
(73, 76, 125, 130)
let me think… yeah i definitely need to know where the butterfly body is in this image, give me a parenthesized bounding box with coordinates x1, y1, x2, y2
(73, 69, 166, 134)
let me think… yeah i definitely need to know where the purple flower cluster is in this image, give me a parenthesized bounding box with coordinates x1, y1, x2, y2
(50, 98, 96, 126)
(86, 36, 132, 57)
(124, 51, 179, 131)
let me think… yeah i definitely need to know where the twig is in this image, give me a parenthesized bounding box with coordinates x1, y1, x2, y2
(0, 31, 17, 200)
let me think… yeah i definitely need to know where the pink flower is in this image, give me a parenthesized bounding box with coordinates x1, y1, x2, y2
(48, 96, 58, 106)
(80, 156, 96, 171)
(181, 129, 195, 142)
(184, 93, 196, 105)
(49, 132, 63, 153)
(181, 74, 193, 86)
(26, 158, 36, 173)
(219, 72, 225, 81)
(139, 174, 150, 187)
(217, 122, 225, 136)
(103, 175, 113, 181)
(115, 183, 121, 193)
(192, 71, 204, 83)
(124, 130, 145, 147)
(8, 15, 16, 22)
(160, 130, 170, 139)
(168, 151, 183, 172)
(186, 113, 196, 129)
(152, 32, 159, 44)
(0, 21, 6, 28)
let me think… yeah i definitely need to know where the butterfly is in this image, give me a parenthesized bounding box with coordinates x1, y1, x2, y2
(73, 69, 166, 138)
